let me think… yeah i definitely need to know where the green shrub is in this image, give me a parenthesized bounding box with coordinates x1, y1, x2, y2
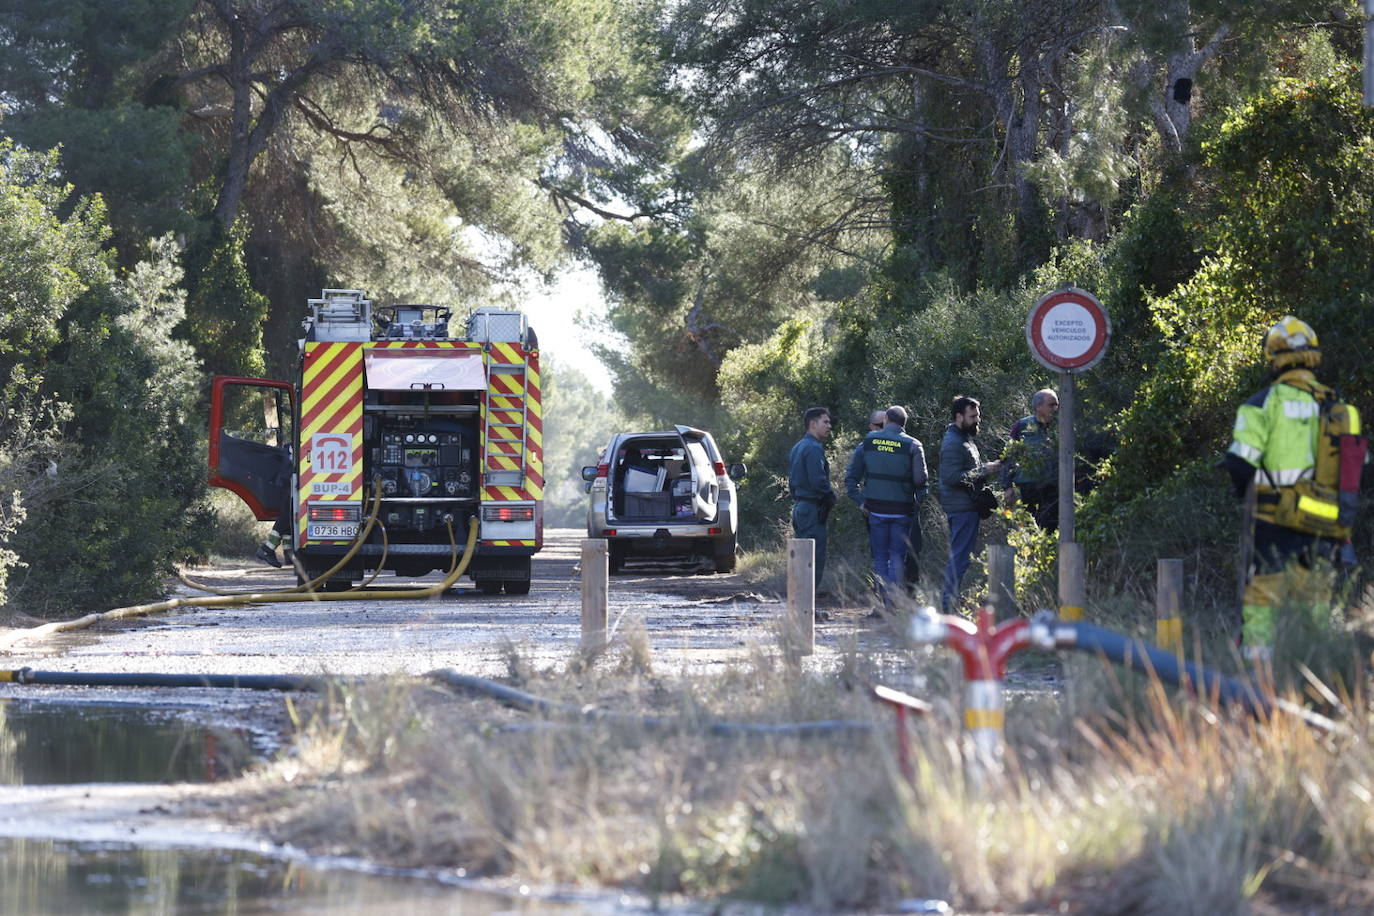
(2, 227, 210, 616)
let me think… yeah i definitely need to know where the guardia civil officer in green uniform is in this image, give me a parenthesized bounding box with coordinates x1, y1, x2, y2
(1001, 388, 1059, 531)
(788, 407, 836, 599)
(1222, 316, 1360, 658)
(845, 405, 928, 609)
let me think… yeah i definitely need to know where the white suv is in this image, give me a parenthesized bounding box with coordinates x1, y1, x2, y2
(581, 425, 746, 573)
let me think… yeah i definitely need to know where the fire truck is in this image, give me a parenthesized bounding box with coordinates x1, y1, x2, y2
(208, 289, 543, 593)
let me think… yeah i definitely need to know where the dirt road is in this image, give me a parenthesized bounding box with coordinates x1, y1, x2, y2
(0, 528, 888, 852)
(0, 529, 854, 683)
(0, 527, 903, 738)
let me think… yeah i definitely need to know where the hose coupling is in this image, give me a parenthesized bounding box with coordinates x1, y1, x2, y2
(15, 666, 34, 685)
(907, 606, 947, 644)
(1027, 609, 1059, 649)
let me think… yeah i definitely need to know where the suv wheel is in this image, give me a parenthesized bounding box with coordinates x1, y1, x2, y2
(713, 538, 738, 574)
(608, 542, 626, 574)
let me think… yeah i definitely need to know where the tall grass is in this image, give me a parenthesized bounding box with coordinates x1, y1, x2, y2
(255, 620, 1374, 912)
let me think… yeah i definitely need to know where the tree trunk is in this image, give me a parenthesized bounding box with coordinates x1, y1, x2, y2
(213, 4, 254, 230)
(1009, 57, 1045, 257)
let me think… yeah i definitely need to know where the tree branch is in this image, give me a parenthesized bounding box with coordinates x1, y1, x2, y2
(536, 179, 664, 222)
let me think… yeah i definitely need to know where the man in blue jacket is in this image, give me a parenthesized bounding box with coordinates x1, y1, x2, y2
(845, 405, 928, 610)
(788, 407, 835, 604)
(939, 396, 1002, 611)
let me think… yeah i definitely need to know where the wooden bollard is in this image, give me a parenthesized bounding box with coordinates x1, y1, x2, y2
(986, 545, 1017, 621)
(1059, 541, 1085, 620)
(1156, 558, 1184, 655)
(581, 539, 608, 653)
(787, 538, 815, 656)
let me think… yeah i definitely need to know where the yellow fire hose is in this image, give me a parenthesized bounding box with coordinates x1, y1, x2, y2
(179, 481, 474, 597)
(179, 481, 388, 596)
(0, 518, 479, 652)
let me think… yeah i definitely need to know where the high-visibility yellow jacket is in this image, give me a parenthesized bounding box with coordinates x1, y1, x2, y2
(1226, 367, 1367, 535)
(1227, 369, 1324, 491)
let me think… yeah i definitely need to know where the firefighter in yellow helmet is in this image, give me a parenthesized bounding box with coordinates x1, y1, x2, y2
(1221, 316, 1362, 658)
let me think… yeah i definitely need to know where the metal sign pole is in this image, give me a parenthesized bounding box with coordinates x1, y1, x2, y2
(1057, 370, 1075, 543)
(1026, 287, 1106, 622)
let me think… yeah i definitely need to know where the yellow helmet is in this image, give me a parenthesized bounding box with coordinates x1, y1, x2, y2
(1263, 315, 1320, 370)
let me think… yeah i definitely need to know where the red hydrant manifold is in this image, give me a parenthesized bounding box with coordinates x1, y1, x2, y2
(907, 604, 1036, 764)
(905, 605, 1296, 766)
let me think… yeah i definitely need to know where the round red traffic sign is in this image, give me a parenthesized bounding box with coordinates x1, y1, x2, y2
(1026, 287, 1110, 372)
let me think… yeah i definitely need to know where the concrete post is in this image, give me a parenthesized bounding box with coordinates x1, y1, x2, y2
(1156, 558, 1184, 655)
(986, 544, 1017, 621)
(580, 539, 608, 653)
(787, 538, 816, 656)
(1059, 542, 1085, 620)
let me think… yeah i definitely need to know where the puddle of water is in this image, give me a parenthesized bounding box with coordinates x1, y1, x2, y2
(0, 837, 555, 915)
(0, 701, 260, 785)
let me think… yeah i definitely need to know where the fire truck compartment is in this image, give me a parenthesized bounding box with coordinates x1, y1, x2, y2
(363, 349, 487, 391)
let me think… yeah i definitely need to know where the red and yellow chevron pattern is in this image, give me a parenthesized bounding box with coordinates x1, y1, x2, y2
(486, 341, 525, 364)
(480, 344, 543, 503)
(525, 352, 543, 499)
(295, 336, 542, 549)
(297, 342, 364, 543)
(366, 340, 483, 354)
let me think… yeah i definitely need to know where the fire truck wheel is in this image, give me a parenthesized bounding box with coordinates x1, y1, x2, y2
(505, 579, 531, 596)
(476, 579, 504, 595)
(297, 564, 352, 591)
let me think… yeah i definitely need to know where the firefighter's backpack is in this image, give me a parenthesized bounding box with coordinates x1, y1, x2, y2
(1265, 378, 1367, 539)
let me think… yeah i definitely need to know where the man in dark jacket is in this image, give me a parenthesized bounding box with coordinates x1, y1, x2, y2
(847, 410, 925, 589)
(845, 405, 928, 610)
(1001, 388, 1059, 531)
(788, 407, 835, 603)
(939, 396, 1002, 611)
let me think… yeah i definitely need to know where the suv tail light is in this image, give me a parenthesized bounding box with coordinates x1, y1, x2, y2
(713, 461, 727, 476)
(483, 504, 535, 522)
(596, 463, 609, 478)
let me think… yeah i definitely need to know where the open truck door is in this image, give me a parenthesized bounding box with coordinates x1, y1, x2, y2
(209, 376, 296, 520)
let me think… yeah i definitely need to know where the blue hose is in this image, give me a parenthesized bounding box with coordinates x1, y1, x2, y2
(8, 667, 323, 691)
(1060, 623, 1272, 719)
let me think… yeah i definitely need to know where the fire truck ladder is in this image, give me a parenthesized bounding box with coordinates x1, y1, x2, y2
(484, 361, 528, 489)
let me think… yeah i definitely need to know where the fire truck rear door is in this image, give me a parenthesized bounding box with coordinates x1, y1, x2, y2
(208, 376, 296, 520)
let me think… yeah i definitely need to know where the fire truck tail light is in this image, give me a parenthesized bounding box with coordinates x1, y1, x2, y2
(483, 505, 535, 522)
(308, 504, 361, 522)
